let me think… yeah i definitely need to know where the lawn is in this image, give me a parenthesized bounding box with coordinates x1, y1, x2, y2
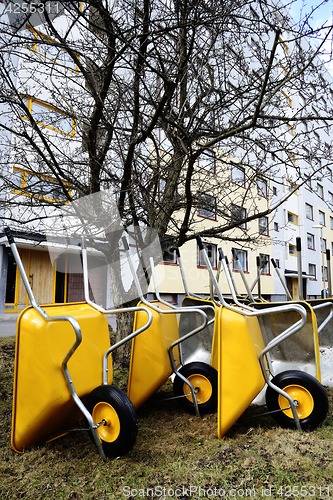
(0, 336, 332, 500)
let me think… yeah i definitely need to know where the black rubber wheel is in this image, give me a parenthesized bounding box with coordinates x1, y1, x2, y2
(85, 385, 138, 457)
(173, 362, 218, 414)
(265, 370, 328, 431)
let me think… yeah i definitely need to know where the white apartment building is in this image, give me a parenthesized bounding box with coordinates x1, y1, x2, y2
(0, 0, 332, 313)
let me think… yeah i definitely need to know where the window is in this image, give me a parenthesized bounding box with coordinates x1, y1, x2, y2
(322, 266, 328, 282)
(283, 121, 295, 137)
(155, 127, 173, 153)
(309, 264, 316, 280)
(198, 242, 217, 269)
(317, 183, 324, 199)
(327, 168, 333, 182)
(287, 152, 296, 166)
(287, 212, 298, 225)
(26, 26, 78, 72)
(289, 244, 297, 256)
(286, 179, 297, 193)
(276, 258, 280, 268)
(161, 240, 177, 264)
(279, 36, 289, 54)
(232, 248, 248, 272)
(272, 186, 277, 196)
(319, 211, 325, 226)
(198, 150, 216, 173)
(20, 96, 75, 136)
(231, 164, 245, 187)
(329, 192, 333, 205)
(259, 254, 270, 275)
(11, 167, 70, 202)
(281, 90, 292, 108)
(197, 193, 217, 220)
(257, 178, 268, 198)
(231, 204, 247, 229)
(307, 233, 315, 250)
(305, 203, 313, 220)
(259, 217, 269, 236)
(274, 222, 279, 231)
(322, 238, 327, 253)
(330, 217, 333, 230)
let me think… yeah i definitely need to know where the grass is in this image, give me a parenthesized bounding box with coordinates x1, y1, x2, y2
(0, 335, 332, 499)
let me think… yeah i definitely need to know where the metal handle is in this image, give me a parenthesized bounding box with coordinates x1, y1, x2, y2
(296, 237, 303, 300)
(271, 258, 292, 300)
(122, 236, 130, 251)
(271, 258, 277, 269)
(326, 249, 332, 296)
(296, 237, 302, 252)
(196, 234, 204, 251)
(256, 256, 261, 299)
(4, 227, 15, 244)
(232, 248, 254, 301)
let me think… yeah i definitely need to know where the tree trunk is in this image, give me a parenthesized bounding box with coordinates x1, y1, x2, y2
(107, 256, 142, 367)
(113, 304, 137, 367)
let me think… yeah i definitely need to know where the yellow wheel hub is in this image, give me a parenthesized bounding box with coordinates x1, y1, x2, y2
(183, 374, 212, 404)
(92, 402, 121, 443)
(278, 384, 314, 420)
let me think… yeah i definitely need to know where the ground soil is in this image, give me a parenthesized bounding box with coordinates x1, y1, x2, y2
(0, 337, 332, 500)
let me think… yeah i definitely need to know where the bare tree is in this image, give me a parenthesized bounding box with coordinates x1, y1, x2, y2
(0, 0, 332, 347)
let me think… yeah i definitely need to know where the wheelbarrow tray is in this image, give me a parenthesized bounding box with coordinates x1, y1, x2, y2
(178, 296, 219, 368)
(127, 301, 180, 409)
(217, 306, 266, 437)
(306, 298, 333, 347)
(12, 302, 111, 453)
(251, 301, 321, 381)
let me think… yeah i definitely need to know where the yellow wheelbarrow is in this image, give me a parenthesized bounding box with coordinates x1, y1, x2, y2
(173, 236, 328, 436)
(117, 237, 217, 417)
(5, 228, 154, 460)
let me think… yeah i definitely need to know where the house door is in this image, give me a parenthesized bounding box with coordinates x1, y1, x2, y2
(286, 277, 293, 299)
(286, 276, 306, 300)
(6, 249, 55, 312)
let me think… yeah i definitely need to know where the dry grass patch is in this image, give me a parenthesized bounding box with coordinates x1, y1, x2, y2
(0, 336, 332, 499)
